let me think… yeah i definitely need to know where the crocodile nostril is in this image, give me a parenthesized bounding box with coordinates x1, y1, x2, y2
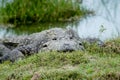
(79, 43, 82, 46)
(70, 37, 73, 39)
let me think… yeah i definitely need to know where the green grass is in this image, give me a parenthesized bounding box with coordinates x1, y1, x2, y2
(0, 38, 120, 80)
(0, 0, 90, 25)
(84, 37, 120, 54)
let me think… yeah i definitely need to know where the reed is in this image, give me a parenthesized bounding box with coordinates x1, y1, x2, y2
(0, 0, 89, 25)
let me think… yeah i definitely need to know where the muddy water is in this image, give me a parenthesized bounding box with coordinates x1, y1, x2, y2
(0, 0, 120, 40)
(0, 22, 71, 38)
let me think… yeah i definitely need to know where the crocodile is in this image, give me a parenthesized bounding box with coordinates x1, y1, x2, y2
(0, 28, 84, 63)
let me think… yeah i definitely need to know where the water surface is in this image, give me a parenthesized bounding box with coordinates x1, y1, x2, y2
(77, 0, 120, 40)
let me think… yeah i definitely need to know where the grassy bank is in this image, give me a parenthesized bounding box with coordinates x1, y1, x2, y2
(0, 38, 120, 80)
(0, 0, 90, 25)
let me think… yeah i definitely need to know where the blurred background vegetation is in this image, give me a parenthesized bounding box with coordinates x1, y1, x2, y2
(0, 0, 90, 25)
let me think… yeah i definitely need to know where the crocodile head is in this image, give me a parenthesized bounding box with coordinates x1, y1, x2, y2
(40, 28, 84, 52)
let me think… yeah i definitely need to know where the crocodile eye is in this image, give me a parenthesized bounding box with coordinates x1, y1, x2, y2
(43, 44, 47, 47)
(52, 37, 57, 40)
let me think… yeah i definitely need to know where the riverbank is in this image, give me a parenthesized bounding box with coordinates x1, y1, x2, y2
(0, 38, 120, 80)
(0, 0, 91, 25)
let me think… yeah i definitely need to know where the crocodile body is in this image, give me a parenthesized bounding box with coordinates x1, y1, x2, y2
(0, 28, 84, 63)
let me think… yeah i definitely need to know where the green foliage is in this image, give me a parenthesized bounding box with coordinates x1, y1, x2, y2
(99, 25, 106, 33)
(0, 0, 89, 25)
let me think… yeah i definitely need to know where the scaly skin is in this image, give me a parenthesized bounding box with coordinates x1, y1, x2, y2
(0, 28, 84, 63)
